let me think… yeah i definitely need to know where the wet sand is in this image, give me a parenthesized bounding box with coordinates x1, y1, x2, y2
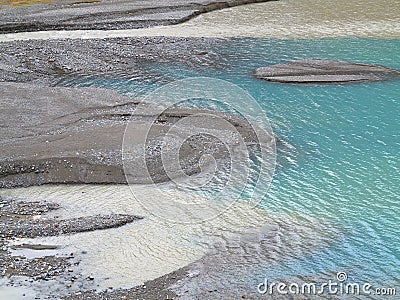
(0, 184, 340, 299)
(0, 195, 186, 299)
(0, 0, 277, 33)
(0, 80, 267, 188)
(1, 0, 396, 298)
(1, 0, 398, 41)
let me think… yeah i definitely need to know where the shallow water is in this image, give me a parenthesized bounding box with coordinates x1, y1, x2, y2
(174, 0, 400, 39)
(0, 0, 399, 41)
(48, 37, 400, 295)
(0, 184, 335, 297)
(1, 37, 399, 298)
(0, 278, 38, 300)
(0, 1, 399, 297)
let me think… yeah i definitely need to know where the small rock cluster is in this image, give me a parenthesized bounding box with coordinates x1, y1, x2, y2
(0, 197, 143, 298)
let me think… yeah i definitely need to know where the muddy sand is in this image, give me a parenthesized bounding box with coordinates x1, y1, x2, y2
(0, 0, 276, 33)
(0, 4, 278, 298)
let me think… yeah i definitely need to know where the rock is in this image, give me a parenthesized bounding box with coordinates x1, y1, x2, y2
(0, 0, 276, 34)
(253, 59, 400, 84)
(0, 82, 269, 188)
(11, 244, 58, 250)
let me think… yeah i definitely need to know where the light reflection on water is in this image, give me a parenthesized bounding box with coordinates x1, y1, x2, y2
(0, 184, 337, 295)
(0, 34, 398, 297)
(49, 38, 400, 293)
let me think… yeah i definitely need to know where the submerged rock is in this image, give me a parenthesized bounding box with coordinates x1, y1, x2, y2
(253, 59, 400, 84)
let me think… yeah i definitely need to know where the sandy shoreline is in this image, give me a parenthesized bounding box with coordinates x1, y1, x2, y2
(1, 0, 398, 298)
(0, 195, 187, 299)
(0, 31, 276, 298)
(0, 0, 277, 34)
(0, 0, 399, 41)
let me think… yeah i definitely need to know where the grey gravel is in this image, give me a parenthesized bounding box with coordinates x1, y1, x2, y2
(0, 0, 277, 33)
(0, 36, 229, 85)
(0, 197, 141, 285)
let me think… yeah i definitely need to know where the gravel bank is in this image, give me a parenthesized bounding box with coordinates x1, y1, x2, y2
(0, 196, 145, 298)
(0, 36, 228, 84)
(61, 267, 189, 300)
(0, 0, 277, 34)
(0, 80, 265, 188)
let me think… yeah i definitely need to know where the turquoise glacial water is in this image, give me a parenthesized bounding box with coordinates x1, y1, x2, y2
(62, 38, 399, 292)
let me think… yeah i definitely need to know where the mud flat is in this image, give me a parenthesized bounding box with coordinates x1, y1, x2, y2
(0, 195, 186, 299)
(0, 0, 277, 34)
(0, 81, 268, 188)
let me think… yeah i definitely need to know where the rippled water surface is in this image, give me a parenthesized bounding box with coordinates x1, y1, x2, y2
(1, 36, 399, 297)
(59, 38, 400, 291)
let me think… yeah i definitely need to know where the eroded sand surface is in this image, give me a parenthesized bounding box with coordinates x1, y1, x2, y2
(0, 81, 267, 188)
(0, 0, 276, 33)
(1, 0, 399, 41)
(0, 184, 340, 298)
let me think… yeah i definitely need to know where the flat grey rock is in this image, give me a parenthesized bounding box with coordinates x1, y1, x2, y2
(253, 59, 400, 84)
(0, 82, 268, 188)
(0, 0, 276, 33)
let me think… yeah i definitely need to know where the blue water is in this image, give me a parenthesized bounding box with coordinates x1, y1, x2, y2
(61, 38, 399, 293)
